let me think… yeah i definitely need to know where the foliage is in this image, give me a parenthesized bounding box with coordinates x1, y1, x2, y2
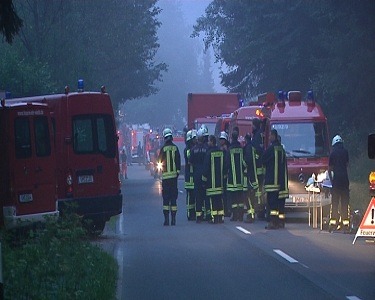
(1, 213, 118, 300)
(193, 0, 375, 160)
(0, 0, 23, 44)
(1, 0, 165, 108)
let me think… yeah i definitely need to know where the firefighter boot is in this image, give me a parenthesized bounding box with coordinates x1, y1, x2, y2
(171, 211, 176, 226)
(163, 211, 169, 226)
(230, 208, 238, 221)
(238, 207, 244, 222)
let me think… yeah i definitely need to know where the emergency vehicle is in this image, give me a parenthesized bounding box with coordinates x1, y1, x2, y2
(0, 101, 59, 228)
(270, 91, 331, 210)
(187, 93, 243, 133)
(214, 114, 231, 138)
(7, 81, 123, 233)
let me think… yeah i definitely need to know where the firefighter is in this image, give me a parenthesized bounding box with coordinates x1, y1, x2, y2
(262, 129, 284, 229)
(328, 135, 350, 232)
(243, 133, 259, 223)
(158, 128, 181, 226)
(219, 131, 230, 216)
(189, 128, 208, 223)
(202, 135, 227, 223)
(251, 117, 266, 219)
(184, 130, 196, 220)
(277, 134, 289, 228)
(226, 129, 245, 222)
(120, 147, 128, 180)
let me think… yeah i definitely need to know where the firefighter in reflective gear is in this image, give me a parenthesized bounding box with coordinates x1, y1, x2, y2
(202, 135, 227, 223)
(262, 129, 284, 229)
(328, 135, 350, 232)
(189, 128, 208, 223)
(243, 133, 259, 223)
(251, 117, 265, 218)
(225, 130, 245, 221)
(277, 134, 289, 228)
(219, 131, 230, 216)
(184, 130, 196, 220)
(158, 128, 181, 226)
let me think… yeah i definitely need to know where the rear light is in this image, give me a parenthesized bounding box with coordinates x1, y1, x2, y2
(66, 171, 73, 195)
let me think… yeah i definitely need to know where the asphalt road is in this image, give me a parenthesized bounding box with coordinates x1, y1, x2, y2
(98, 165, 375, 300)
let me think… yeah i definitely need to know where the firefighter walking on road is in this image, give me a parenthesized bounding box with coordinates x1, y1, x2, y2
(202, 135, 227, 224)
(158, 128, 181, 226)
(328, 135, 350, 232)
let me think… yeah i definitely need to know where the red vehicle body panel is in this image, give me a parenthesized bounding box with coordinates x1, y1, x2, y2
(0, 102, 58, 228)
(8, 92, 122, 227)
(187, 93, 241, 130)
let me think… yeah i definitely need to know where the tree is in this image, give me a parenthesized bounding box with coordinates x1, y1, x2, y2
(193, 0, 375, 159)
(0, 0, 23, 44)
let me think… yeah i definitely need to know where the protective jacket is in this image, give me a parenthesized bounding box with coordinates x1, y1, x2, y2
(158, 140, 181, 180)
(225, 140, 245, 192)
(202, 145, 225, 196)
(262, 140, 284, 192)
(184, 146, 194, 190)
(243, 140, 259, 190)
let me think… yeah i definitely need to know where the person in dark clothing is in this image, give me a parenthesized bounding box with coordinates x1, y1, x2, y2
(189, 128, 208, 223)
(251, 117, 266, 219)
(277, 134, 288, 228)
(243, 133, 259, 223)
(158, 128, 181, 226)
(262, 129, 285, 229)
(328, 135, 350, 232)
(202, 135, 227, 224)
(219, 131, 230, 217)
(184, 130, 196, 221)
(226, 130, 245, 222)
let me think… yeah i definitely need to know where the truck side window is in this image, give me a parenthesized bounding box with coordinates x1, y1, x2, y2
(34, 116, 51, 157)
(96, 115, 116, 158)
(15, 117, 32, 159)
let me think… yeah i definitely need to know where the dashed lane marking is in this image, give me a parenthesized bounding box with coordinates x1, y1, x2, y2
(273, 249, 298, 263)
(236, 226, 251, 235)
(346, 296, 362, 300)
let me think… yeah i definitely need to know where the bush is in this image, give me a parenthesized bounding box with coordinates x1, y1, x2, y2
(1, 213, 118, 300)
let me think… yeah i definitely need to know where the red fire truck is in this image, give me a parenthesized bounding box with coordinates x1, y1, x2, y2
(0, 101, 59, 228)
(187, 93, 242, 133)
(8, 81, 123, 233)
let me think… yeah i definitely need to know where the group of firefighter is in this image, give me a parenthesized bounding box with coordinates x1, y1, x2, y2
(157, 118, 288, 229)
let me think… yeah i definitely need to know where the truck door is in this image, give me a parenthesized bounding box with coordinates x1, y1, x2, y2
(12, 108, 56, 218)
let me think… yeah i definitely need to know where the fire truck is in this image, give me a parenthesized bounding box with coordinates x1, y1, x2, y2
(7, 81, 123, 233)
(187, 93, 243, 133)
(0, 100, 59, 228)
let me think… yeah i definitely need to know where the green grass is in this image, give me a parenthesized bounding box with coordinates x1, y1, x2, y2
(1, 213, 118, 300)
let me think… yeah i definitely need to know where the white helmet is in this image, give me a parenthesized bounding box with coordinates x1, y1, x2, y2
(196, 128, 204, 138)
(219, 131, 228, 141)
(332, 135, 342, 146)
(163, 128, 173, 138)
(199, 124, 209, 136)
(191, 129, 197, 139)
(186, 130, 193, 142)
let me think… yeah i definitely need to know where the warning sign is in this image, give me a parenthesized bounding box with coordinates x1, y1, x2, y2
(353, 197, 375, 244)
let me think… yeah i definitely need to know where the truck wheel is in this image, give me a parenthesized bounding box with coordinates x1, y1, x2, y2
(84, 218, 106, 236)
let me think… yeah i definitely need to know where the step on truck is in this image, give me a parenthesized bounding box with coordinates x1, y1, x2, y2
(0, 100, 59, 228)
(8, 81, 123, 234)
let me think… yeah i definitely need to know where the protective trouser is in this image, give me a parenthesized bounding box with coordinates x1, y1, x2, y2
(229, 191, 244, 221)
(186, 189, 196, 220)
(245, 189, 256, 222)
(329, 188, 350, 227)
(266, 191, 279, 223)
(195, 182, 206, 222)
(162, 178, 178, 225)
(209, 194, 224, 223)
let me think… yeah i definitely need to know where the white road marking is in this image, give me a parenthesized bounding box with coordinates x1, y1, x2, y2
(236, 226, 251, 235)
(346, 296, 362, 300)
(273, 249, 298, 263)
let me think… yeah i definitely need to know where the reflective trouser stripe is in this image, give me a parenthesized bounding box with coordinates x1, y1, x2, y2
(278, 214, 285, 219)
(270, 210, 278, 216)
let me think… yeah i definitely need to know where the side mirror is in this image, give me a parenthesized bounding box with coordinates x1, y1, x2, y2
(368, 133, 375, 159)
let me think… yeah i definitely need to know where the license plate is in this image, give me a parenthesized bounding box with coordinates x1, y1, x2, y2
(19, 193, 33, 203)
(78, 175, 94, 184)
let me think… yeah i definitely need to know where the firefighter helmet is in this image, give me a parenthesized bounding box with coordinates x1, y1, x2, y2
(199, 124, 209, 136)
(332, 135, 342, 146)
(196, 128, 204, 138)
(219, 131, 228, 141)
(163, 128, 173, 138)
(186, 130, 193, 142)
(191, 129, 197, 139)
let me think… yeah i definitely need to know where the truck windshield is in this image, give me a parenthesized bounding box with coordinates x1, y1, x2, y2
(271, 122, 329, 158)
